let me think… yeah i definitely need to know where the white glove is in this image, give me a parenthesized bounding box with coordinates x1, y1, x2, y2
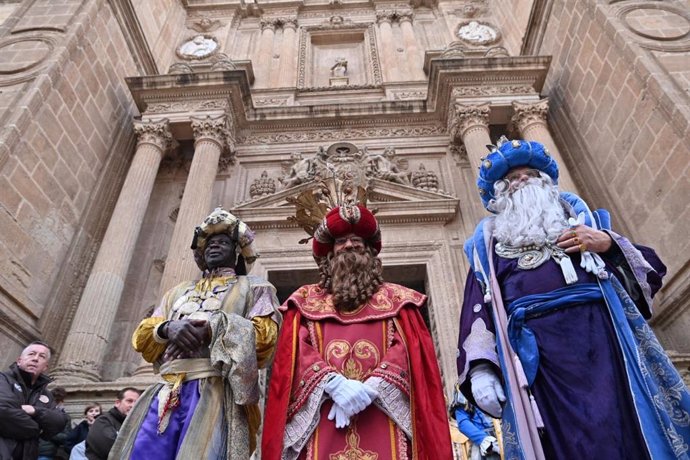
(327, 403, 350, 429)
(324, 373, 379, 417)
(479, 436, 499, 455)
(469, 363, 505, 418)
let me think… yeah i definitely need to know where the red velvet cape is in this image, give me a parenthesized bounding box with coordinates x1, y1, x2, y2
(262, 303, 452, 459)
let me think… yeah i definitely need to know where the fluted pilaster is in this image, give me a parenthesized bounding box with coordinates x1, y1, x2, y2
(376, 13, 397, 82)
(53, 119, 174, 382)
(257, 20, 276, 88)
(278, 19, 298, 87)
(399, 12, 423, 80)
(158, 115, 231, 295)
(449, 102, 492, 178)
(511, 99, 577, 192)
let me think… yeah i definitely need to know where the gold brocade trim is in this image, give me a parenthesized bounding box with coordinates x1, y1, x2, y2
(329, 426, 378, 460)
(325, 339, 380, 380)
(393, 317, 416, 455)
(195, 273, 237, 293)
(388, 418, 396, 460)
(293, 283, 425, 323)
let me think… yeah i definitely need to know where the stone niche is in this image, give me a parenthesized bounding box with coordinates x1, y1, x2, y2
(298, 24, 382, 89)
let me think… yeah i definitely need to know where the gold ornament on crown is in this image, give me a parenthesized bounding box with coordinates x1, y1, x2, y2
(286, 174, 372, 245)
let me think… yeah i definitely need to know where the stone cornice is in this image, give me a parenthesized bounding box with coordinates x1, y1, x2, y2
(125, 55, 550, 142)
(425, 54, 551, 122)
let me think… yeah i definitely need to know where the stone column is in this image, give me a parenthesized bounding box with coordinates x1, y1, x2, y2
(376, 12, 397, 82)
(158, 115, 231, 295)
(53, 119, 174, 382)
(399, 12, 422, 80)
(511, 99, 577, 193)
(449, 102, 492, 178)
(278, 19, 298, 87)
(257, 19, 276, 88)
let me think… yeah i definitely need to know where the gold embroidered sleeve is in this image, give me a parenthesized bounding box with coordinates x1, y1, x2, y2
(252, 315, 278, 369)
(131, 316, 168, 363)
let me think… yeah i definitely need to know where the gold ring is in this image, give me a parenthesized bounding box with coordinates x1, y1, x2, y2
(571, 231, 577, 238)
(579, 243, 587, 252)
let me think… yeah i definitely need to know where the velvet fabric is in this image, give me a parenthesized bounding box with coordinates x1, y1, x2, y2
(477, 139, 558, 209)
(129, 380, 202, 459)
(498, 256, 650, 459)
(312, 205, 381, 257)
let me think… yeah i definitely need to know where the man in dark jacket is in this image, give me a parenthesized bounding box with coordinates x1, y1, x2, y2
(85, 388, 140, 460)
(0, 341, 69, 460)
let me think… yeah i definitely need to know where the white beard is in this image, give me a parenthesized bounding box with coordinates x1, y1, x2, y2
(491, 176, 568, 247)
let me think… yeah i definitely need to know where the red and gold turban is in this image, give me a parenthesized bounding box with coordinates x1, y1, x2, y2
(312, 204, 381, 257)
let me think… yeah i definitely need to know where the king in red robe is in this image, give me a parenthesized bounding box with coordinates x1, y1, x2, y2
(263, 204, 452, 460)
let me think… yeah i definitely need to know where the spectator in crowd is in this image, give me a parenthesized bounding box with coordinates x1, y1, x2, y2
(85, 388, 140, 460)
(450, 386, 500, 460)
(37, 387, 71, 460)
(62, 403, 101, 455)
(0, 341, 69, 460)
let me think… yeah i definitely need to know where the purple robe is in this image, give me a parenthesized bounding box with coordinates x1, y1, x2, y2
(458, 247, 665, 459)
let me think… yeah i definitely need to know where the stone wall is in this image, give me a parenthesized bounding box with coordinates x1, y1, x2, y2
(489, 0, 534, 55)
(0, 0, 139, 365)
(538, 0, 690, 351)
(131, 0, 186, 73)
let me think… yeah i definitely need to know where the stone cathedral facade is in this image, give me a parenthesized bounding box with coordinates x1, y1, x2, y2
(0, 0, 688, 429)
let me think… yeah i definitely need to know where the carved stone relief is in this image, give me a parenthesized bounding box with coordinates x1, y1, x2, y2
(249, 171, 277, 198)
(177, 34, 219, 60)
(237, 125, 446, 144)
(450, 85, 535, 98)
(449, 142, 469, 166)
(189, 17, 224, 33)
(365, 146, 410, 185)
(143, 99, 229, 115)
(455, 21, 500, 46)
(411, 164, 439, 192)
(393, 91, 427, 100)
(274, 143, 443, 194)
(254, 97, 290, 107)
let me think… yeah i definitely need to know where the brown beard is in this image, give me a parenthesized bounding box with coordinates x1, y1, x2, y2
(318, 246, 383, 312)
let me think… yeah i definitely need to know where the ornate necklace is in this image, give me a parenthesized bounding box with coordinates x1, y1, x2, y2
(170, 275, 235, 319)
(495, 241, 578, 284)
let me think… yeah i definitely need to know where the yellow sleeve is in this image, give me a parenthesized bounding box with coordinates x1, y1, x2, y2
(252, 315, 278, 369)
(131, 316, 168, 363)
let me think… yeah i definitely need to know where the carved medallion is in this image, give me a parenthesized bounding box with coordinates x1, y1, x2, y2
(177, 35, 219, 59)
(456, 21, 500, 46)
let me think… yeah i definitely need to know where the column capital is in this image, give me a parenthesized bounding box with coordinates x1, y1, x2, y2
(133, 119, 175, 152)
(449, 102, 491, 141)
(398, 11, 414, 24)
(511, 98, 550, 132)
(376, 11, 394, 24)
(278, 17, 298, 30)
(191, 115, 236, 163)
(260, 19, 277, 31)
